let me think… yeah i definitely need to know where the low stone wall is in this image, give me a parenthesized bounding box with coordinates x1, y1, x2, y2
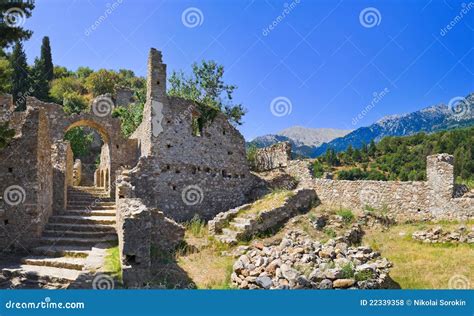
(412, 226, 474, 244)
(286, 154, 473, 221)
(209, 189, 317, 242)
(254, 142, 291, 172)
(116, 189, 185, 287)
(208, 203, 251, 235)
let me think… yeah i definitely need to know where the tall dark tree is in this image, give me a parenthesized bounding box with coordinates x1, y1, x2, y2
(30, 57, 50, 101)
(10, 42, 30, 111)
(0, 1, 35, 49)
(40, 36, 53, 82)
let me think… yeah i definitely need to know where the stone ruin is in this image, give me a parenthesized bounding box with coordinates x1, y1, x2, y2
(0, 47, 472, 289)
(253, 141, 291, 172)
(0, 48, 259, 288)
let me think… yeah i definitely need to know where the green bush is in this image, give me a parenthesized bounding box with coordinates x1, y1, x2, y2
(336, 208, 354, 224)
(63, 91, 88, 115)
(340, 262, 355, 278)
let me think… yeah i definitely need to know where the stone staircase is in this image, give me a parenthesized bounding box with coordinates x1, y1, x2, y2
(215, 216, 252, 244)
(0, 186, 118, 289)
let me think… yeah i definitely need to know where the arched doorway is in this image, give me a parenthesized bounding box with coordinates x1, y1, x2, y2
(64, 120, 111, 192)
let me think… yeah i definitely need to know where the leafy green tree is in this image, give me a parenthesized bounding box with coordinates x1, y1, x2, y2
(63, 91, 87, 115)
(53, 65, 73, 79)
(76, 66, 93, 79)
(112, 87, 146, 136)
(168, 60, 246, 126)
(50, 76, 85, 104)
(85, 69, 120, 96)
(246, 144, 258, 170)
(64, 127, 94, 157)
(0, 122, 15, 150)
(0, 1, 35, 49)
(10, 41, 30, 111)
(312, 160, 325, 178)
(0, 56, 13, 93)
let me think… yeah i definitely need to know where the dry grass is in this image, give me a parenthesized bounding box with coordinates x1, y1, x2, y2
(363, 221, 474, 289)
(177, 242, 235, 289)
(236, 190, 294, 218)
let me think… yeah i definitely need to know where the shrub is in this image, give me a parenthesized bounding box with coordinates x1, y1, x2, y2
(63, 91, 88, 115)
(336, 208, 354, 224)
(340, 262, 355, 278)
(186, 215, 206, 237)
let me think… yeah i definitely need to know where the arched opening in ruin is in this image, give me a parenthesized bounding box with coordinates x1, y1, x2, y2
(64, 120, 111, 191)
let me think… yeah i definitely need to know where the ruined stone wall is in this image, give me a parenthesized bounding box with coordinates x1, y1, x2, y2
(0, 107, 53, 250)
(296, 154, 473, 221)
(125, 49, 256, 222)
(26, 97, 138, 192)
(254, 142, 291, 172)
(51, 141, 73, 213)
(116, 195, 184, 287)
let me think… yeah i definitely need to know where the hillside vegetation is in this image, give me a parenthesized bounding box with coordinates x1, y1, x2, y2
(313, 127, 474, 185)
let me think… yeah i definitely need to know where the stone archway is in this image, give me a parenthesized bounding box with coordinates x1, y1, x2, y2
(27, 97, 139, 212)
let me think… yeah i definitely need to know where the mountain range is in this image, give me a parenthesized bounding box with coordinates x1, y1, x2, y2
(249, 93, 474, 158)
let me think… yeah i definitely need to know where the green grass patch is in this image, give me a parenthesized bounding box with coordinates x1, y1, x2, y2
(104, 245, 122, 282)
(336, 208, 355, 224)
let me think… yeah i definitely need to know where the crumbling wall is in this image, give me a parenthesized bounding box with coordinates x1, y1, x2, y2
(26, 97, 138, 191)
(115, 192, 184, 287)
(0, 107, 53, 250)
(125, 49, 256, 222)
(254, 142, 291, 172)
(301, 154, 473, 221)
(51, 140, 73, 213)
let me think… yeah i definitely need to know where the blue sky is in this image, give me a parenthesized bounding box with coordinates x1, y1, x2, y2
(22, 0, 474, 140)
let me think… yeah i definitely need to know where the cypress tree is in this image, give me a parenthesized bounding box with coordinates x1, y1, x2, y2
(10, 42, 30, 111)
(40, 36, 53, 82)
(31, 57, 50, 101)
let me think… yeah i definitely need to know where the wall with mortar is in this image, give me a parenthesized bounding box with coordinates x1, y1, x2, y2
(303, 154, 473, 221)
(0, 106, 53, 250)
(125, 49, 257, 222)
(254, 141, 291, 172)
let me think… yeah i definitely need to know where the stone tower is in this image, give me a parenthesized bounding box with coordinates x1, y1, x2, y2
(146, 48, 167, 103)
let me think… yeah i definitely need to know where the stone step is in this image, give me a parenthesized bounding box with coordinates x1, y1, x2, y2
(45, 223, 116, 233)
(222, 228, 239, 236)
(21, 256, 86, 271)
(229, 222, 250, 230)
(233, 217, 252, 224)
(48, 215, 116, 225)
(67, 195, 111, 200)
(214, 234, 238, 245)
(40, 235, 117, 247)
(43, 229, 115, 239)
(67, 202, 116, 207)
(63, 210, 116, 217)
(66, 206, 116, 212)
(2, 264, 82, 283)
(31, 245, 91, 258)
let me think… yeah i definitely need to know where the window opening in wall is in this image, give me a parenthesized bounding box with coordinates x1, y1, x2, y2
(8, 167, 13, 173)
(192, 115, 203, 137)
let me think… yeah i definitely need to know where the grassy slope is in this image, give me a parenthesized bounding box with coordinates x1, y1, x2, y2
(363, 221, 474, 289)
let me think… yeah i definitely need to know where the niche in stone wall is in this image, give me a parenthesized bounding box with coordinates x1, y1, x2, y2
(191, 114, 203, 137)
